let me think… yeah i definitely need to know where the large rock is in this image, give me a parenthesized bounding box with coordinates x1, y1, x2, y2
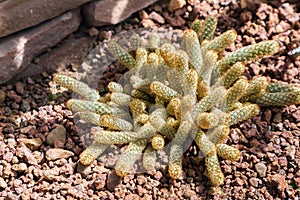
(11, 36, 94, 82)
(0, 0, 91, 37)
(0, 8, 81, 84)
(83, 0, 158, 26)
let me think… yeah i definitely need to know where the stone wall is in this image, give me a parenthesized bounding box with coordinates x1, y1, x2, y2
(0, 0, 158, 84)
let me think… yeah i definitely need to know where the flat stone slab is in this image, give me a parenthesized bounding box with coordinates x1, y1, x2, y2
(0, 8, 81, 84)
(11, 36, 94, 82)
(0, 0, 91, 37)
(83, 0, 158, 26)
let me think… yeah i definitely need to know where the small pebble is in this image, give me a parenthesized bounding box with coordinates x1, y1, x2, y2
(0, 89, 6, 103)
(46, 125, 66, 146)
(0, 177, 7, 188)
(46, 148, 74, 161)
(255, 162, 267, 177)
(18, 138, 42, 150)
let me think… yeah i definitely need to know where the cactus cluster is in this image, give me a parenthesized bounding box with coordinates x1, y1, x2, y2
(54, 16, 300, 187)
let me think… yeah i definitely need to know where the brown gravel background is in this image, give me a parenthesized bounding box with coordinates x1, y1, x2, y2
(1, 0, 300, 199)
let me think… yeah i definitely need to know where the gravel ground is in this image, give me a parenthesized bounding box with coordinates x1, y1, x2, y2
(0, 0, 300, 199)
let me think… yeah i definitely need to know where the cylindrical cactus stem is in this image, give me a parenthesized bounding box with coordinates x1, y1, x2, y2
(181, 95, 196, 118)
(53, 74, 100, 101)
(249, 91, 300, 106)
(203, 30, 237, 54)
(99, 115, 133, 131)
(216, 144, 240, 162)
(160, 117, 180, 140)
(160, 43, 176, 67)
(78, 111, 101, 125)
(150, 81, 181, 101)
(135, 47, 148, 77)
(205, 153, 224, 186)
(174, 50, 189, 73)
(200, 16, 218, 43)
(228, 104, 260, 126)
(135, 47, 148, 66)
(216, 40, 279, 75)
(79, 141, 109, 166)
(108, 82, 123, 93)
(168, 144, 183, 179)
(191, 19, 203, 34)
(207, 125, 230, 144)
(196, 79, 209, 100)
(129, 34, 144, 51)
(151, 134, 165, 150)
(196, 112, 219, 130)
(184, 69, 198, 97)
(266, 82, 300, 93)
(149, 108, 167, 131)
(213, 62, 245, 88)
(194, 129, 216, 156)
(131, 76, 152, 94)
(94, 130, 137, 144)
(166, 97, 181, 117)
(131, 89, 154, 102)
(115, 138, 148, 177)
(183, 29, 203, 74)
(110, 92, 131, 106)
(155, 48, 166, 65)
(79, 111, 133, 131)
(167, 69, 183, 93)
(129, 98, 147, 120)
(147, 52, 160, 65)
(242, 77, 269, 100)
(191, 86, 226, 120)
(148, 32, 161, 50)
(211, 108, 229, 125)
(107, 41, 136, 69)
(200, 50, 218, 85)
(220, 78, 248, 111)
(136, 113, 149, 125)
(66, 99, 113, 114)
(137, 123, 157, 139)
(172, 120, 193, 146)
(143, 144, 157, 171)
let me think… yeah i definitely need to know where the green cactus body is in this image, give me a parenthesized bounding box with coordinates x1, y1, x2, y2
(54, 74, 100, 101)
(183, 29, 203, 74)
(221, 78, 248, 111)
(203, 30, 237, 53)
(207, 125, 230, 144)
(151, 133, 165, 150)
(108, 82, 123, 93)
(79, 142, 109, 166)
(191, 19, 203, 34)
(228, 104, 260, 126)
(115, 138, 148, 177)
(250, 91, 300, 106)
(200, 16, 218, 43)
(107, 41, 136, 69)
(143, 144, 157, 171)
(53, 15, 300, 188)
(205, 153, 224, 186)
(216, 41, 279, 75)
(66, 99, 113, 114)
(150, 81, 180, 101)
(195, 130, 216, 156)
(216, 144, 240, 162)
(168, 144, 183, 179)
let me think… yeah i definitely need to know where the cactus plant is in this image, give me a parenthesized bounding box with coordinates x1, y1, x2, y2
(54, 16, 300, 187)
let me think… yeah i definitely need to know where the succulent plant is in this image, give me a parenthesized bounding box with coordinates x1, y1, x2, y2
(54, 16, 300, 187)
